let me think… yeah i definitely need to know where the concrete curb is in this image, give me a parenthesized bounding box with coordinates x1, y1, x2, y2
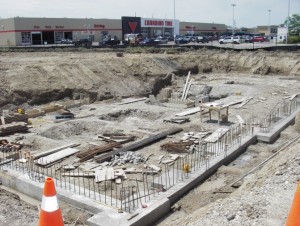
(0, 168, 128, 225)
(257, 111, 297, 143)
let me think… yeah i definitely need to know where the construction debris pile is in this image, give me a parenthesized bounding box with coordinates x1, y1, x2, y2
(0, 139, 23, 152)
(0, 122, 29, 136)
(0, 113, 29, 125)
(110, 151, 145, 166)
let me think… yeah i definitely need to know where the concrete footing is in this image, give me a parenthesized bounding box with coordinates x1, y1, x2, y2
(0, 109, 299, 226)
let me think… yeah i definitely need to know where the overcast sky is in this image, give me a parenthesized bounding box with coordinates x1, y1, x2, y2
(0, 0, 299, 27)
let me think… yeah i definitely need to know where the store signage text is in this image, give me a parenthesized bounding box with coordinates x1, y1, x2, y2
(34, 26, 40, 29)
(94, 24, 105, 28)
(45, 26, 52, 29)
(143, 20, 173, 27)
(186, 26, 196, 29)
(55, 26, 64, 29)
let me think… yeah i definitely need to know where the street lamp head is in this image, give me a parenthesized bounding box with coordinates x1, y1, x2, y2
(231, 3, 236, 7)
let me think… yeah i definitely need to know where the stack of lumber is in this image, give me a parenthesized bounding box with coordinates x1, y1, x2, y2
(26, 109, 45, 118)
(41, 104, 63, 113)
(1, 113, 29, 125)
(161, 141, 194, 153)
(0, 122, 29, 136)
(77, 142, 122, 163)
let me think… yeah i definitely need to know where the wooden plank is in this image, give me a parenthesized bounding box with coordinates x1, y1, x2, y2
(236, 115, 245, 125)
(175, 107, 201, 117)
(148, 164, 161, 172)
(95, 167, 116, 182)
(170, 154, 179, 160)
(290, 93, 300, 101)
(32, 143, 80, 159)
(35, 148, 80, 166)
(183, 78, 193, 100)
(181, 71, 191, 100)
(0, 117, 5, 125)
(62, 173, 94, 177)
(162, 159, 174, 164)
(123, 169, 159, 174)
(235, 97, 253, 108)
(0, 158, 13, 166)
(118, 97, 147, 105)
(204, 127, 229, 143)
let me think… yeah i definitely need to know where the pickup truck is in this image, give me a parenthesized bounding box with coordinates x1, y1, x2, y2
(74, 39, 92, 47)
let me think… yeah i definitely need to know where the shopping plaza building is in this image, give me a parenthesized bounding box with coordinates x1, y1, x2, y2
(0, 16, 226, 46)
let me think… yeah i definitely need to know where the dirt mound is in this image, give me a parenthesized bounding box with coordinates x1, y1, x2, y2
(39, 119, 106, 140)
(98, 109, 163, 121)
(1, 49, 300, 108)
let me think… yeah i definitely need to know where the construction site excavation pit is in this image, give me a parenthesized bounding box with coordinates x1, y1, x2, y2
(0, 49, 300, 226)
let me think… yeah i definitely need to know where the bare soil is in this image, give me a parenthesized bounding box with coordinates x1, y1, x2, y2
(0, 48, 300, 225)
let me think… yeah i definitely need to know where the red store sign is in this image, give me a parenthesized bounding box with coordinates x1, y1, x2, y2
(142, 19, 173, 27)
(94, 24, 105, 29)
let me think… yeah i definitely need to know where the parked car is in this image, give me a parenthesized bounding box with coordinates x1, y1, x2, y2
(61, 39, 73, 44)
(74, 39, 92, 47)
(219, 36, 244, 44)
(253, 36, 264, 42)
(183, 36, 193, 42)
(165, 35, 174, 41)
(99, 37, 120, 47)
(196, 36, 209, 43)
(175, 36, 189, 44)
(139, 38, 157, 46)
(154, 37, 168, 44)
(244, 36, 254, 43)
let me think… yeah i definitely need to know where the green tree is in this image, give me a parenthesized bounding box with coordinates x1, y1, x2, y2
(285, 14, 300, 35)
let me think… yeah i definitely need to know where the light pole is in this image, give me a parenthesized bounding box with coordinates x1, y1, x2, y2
(173, 0, 176, 38)
(231, 4, 236, 36)
(286, 0, 290, 44)
(268, 10, 271, 38)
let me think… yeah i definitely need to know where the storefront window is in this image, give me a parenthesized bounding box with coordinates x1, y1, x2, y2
(21, 32, 31, 46)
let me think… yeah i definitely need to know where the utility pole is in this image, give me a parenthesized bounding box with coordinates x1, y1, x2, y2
(231, 4, 236, 36)
(268, 10, 271, 37)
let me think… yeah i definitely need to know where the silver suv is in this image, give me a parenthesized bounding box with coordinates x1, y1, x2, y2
(219, 36, 244, 44)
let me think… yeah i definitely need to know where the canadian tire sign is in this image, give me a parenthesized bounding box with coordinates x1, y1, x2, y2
(122, 16, 141, 39)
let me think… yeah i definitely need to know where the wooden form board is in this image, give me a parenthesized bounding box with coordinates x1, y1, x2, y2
(95, 167, 116, 182)
(235, 97, 253, 108)
(36, 148, 80, 166)
(32, 143, 80, 159)
(236, 115, 245, 125)
(118, 97, 147, 105)
(204, 127, 229, 143)
(175, 107, 201, 117)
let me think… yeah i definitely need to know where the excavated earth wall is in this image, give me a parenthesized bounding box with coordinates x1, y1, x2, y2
(0, 49, 300, 108)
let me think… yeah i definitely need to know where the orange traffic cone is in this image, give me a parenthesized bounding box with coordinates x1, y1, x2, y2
(39, 177, 64, 226)
(286, 181, 300, 226)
